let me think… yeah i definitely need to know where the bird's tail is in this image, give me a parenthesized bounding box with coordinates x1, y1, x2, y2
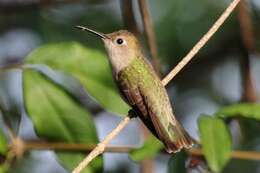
(164, 121, 196, 153)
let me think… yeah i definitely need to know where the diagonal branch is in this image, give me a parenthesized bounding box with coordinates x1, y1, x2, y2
(72, 116, 131, 173)
(72, 0, 241, 172)
(162, 0, 241, 86)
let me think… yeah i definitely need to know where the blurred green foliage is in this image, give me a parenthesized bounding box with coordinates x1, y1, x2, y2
(26, 42, 129, 115)
(216, 103, 260, 120)
(198, 115, 232, 172)
(130, 135, 163, 162)
(0, 128, 7, 155)
(23, 69, 102, 173)
(0, 0, 260, 173)
(167, 151, 187, 173)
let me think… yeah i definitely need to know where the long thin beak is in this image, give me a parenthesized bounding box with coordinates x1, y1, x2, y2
(75, 25, 109, 39)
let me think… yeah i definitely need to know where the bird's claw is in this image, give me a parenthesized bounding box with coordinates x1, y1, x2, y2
(128, 109, 138, 118)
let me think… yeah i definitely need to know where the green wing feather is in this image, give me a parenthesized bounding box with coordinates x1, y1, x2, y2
(117, 57, 194, 153)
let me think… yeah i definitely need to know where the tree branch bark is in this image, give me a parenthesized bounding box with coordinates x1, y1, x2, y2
(237, 0, 257, 102)
(72, 116, 131, 173)
(12, 139, 260, 161)
(189, 148, 260, 161)
(23, 141, 134, 153)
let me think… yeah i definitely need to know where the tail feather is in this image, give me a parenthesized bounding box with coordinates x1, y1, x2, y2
(164, 122, 195, 153)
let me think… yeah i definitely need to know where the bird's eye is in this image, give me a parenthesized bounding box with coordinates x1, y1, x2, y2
(116, 38, 124, 45)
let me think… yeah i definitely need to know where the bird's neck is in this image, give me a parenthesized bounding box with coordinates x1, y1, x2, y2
(107, 51, 138, 75)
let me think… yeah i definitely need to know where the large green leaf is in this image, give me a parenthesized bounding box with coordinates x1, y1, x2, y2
(25, 42, 129, 115)
(198, 115, 232, 173)
(130, 135, 163, 162)
(23, 69, 102, 173)
(168, 151, 187, 173)
(216, 103, 260, 120)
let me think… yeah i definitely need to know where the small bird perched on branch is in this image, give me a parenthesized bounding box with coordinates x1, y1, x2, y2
(76, 26, 194, 153)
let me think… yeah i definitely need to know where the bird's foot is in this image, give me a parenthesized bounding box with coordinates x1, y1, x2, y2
(128, 109, 138, 118)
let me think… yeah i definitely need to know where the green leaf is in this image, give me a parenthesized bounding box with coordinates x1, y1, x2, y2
(0, 128, 8, 155)
(198, 115, 232, 173)
(216, 103, 260, 120)
(168, 151, 187, 173)
(0, 128, 8, 173)
(25, 42, 129, 115)
(0, 166, 8, 173)
(130, 135, 163, 162)
(23, 69, 102, 173)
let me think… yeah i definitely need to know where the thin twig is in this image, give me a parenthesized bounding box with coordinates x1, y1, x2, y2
(0, 63, 23, 73)
(189, 148, 260, 161)
(162, 0, 241, 86)
(72, 116, 131, 173)
(24, 141, 134, 153)
(239, 47, 256, 102)
(72, 0, 241, 172)
(138, 0, 161, 75)
(237, 0, 255, 52)
(237, 0, 257, 102)
(14, 140, 260, 161)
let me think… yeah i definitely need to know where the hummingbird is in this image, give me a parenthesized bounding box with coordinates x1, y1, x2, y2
(76, 26, 194, 153)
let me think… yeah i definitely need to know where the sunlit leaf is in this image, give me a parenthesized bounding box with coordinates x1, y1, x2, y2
(216, 103, 260, 121)
(25, 42, 129, 115)
(0, 166, 8, 173)
(23, 69, 102, 173)
(130, 135, 163, 162)
(198, 115, 232, 173)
